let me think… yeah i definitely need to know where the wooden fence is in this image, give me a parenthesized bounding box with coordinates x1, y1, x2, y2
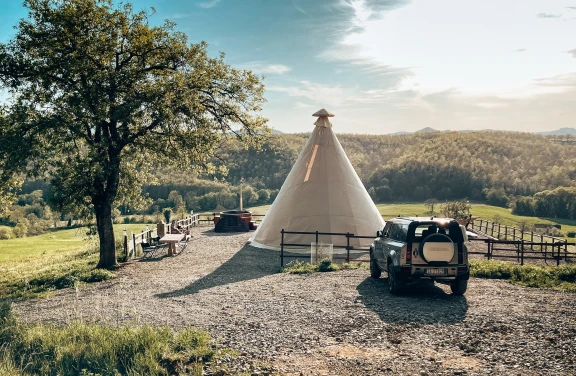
(279, 229, 374, 267)
(470, 219, 572, 248)
(468, 238, 576, 265)
(122, 214, 201, 259)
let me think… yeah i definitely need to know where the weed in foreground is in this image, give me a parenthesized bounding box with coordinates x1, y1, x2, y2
(0, 302, 218, 375)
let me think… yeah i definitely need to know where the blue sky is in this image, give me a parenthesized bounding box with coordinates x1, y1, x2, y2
(1, 0, 576, 134)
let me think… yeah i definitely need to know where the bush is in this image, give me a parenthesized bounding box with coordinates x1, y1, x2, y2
(0, 303, 217, 375)
(12, 222, 28, 238)
(0, 226, 12, 240)
(317, 258, 339, 272)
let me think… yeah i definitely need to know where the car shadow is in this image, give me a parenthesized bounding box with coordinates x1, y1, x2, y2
(356, 277, 468, 324)
(155, 243, 279, 298)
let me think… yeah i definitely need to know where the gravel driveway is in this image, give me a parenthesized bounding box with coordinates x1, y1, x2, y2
(14, 228, 576, 375)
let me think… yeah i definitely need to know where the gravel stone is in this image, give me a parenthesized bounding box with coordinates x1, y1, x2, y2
(13, 227, 576, 375)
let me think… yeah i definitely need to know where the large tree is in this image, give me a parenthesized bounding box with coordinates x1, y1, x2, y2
(0, 0, 267, 267)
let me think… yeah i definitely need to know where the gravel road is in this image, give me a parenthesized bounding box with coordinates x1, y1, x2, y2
(14, 228, 576, 375)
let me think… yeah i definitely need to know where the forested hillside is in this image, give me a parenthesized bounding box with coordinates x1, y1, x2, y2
(205, 131, 576, 199)
(4, 131, 576, 238)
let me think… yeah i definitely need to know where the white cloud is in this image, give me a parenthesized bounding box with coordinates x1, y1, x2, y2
(261, 64, 292, 75)
(324, 0, 576, 98)
(294, 102, 313, 109)
(240, 62, 292, 75)
(197, 0, 221, 9)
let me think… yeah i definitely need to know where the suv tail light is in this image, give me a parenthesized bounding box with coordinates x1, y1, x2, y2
(458, 243, 463, 264)
(406, 245, 412, 263)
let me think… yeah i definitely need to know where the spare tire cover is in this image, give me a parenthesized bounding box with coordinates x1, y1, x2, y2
(419, 233, 454, 263)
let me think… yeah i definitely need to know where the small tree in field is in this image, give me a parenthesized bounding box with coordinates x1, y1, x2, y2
(440, 199, 471, 223)
(424, 198, 439, 216)
(0, 0, 267, 268)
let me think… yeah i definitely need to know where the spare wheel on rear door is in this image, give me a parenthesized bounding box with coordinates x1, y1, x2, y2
(419, 233, 454, 263)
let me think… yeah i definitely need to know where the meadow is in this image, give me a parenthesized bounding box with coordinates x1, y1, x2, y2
(2, 202, 575, 300)
(0, 224, 154, 300)
(248, 202, 576, 237)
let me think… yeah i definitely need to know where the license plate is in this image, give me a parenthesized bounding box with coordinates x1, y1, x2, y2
(425, 268, 447, 275)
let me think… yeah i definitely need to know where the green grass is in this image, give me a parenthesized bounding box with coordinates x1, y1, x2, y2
(470, 260, 576, 291)
(0, 224, 154, 300)
(0, 302, 220, 375)
(282, 259, 368, 274)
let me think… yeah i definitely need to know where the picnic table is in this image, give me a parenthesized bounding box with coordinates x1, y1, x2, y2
(159, 233, 185, 256)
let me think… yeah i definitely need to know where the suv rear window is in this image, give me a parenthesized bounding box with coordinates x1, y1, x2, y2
(411, 222, 463, 243)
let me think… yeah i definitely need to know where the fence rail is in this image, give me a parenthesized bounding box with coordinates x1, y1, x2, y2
(468, 238, 576, 265)
(280, 229, 373, 267)
(470, 219, 566, 244)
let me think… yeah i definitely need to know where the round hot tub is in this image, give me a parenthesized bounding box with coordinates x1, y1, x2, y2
(214, 210, 255, 232)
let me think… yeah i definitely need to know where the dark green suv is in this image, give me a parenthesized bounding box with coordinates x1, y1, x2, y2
(369, 217, 470, 295)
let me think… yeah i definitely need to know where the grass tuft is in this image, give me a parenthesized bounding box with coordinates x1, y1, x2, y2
(282, 259, 367, 274)
(0, 302, 219, 375)
(470, 260, 576, 291)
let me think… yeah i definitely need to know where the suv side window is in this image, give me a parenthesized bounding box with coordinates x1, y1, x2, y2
(382, 222, 393, 237)
(389, 224, 408, 242)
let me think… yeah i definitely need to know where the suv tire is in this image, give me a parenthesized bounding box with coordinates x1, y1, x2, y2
(450, 280, 468, 295)
(370, 251, 381, 279)
(388, 263, 403, 295)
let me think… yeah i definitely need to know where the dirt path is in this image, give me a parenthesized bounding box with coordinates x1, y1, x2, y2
(14, 228, 576, 375)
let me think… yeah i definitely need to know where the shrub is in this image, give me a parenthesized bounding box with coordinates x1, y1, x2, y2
(470, 260, 576, 291)
(12, 222, 28, 238)
(0, 226, 12, 240)
(318, 259, 339, 272)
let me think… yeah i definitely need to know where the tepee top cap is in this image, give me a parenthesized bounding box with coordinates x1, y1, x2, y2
(312, 109, 335, 117)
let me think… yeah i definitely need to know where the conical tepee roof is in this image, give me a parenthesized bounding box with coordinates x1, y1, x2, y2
(250, 109, 385, 249)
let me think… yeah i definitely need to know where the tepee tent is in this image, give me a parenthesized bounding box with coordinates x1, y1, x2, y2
(250, 109, 385, 250)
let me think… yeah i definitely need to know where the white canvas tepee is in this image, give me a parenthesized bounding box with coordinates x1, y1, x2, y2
(250, 109, 385, 250)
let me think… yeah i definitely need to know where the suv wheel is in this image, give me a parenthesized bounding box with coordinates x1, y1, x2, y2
(370, 251, 381, 279)
(387, 263, 403, 295)
(450, 280, 468, 295)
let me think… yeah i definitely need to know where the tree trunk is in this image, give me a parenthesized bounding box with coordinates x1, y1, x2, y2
(95, 198, 118, 268)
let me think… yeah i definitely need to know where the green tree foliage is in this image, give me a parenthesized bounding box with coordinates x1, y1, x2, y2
(512, 187, 576, 219)
(440, 200, 472, 222)
(205, 131, 576, 202)
(0, 0, 267, 267)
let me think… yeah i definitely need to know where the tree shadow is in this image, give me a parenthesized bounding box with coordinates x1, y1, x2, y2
(155, 244, 279, 298)
(356, 277, 468, 324)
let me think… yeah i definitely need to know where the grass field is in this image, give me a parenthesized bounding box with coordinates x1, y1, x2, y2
(2, 202, 575, 299)
(247, 202, 576, 238)
(0, 224, 154, 300)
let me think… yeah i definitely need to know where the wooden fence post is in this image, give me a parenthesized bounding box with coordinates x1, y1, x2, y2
(132, 232, 136, 257)
(123, 230, 129, 259)
(281, 229, 285, 268)
(346, 233, 351, 262)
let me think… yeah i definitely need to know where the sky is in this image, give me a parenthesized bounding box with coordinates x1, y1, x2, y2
(1, 0, 575, 134)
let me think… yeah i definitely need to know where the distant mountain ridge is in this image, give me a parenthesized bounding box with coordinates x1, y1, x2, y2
(387, 127, 576, 136)
(537, 128, 576, 136)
